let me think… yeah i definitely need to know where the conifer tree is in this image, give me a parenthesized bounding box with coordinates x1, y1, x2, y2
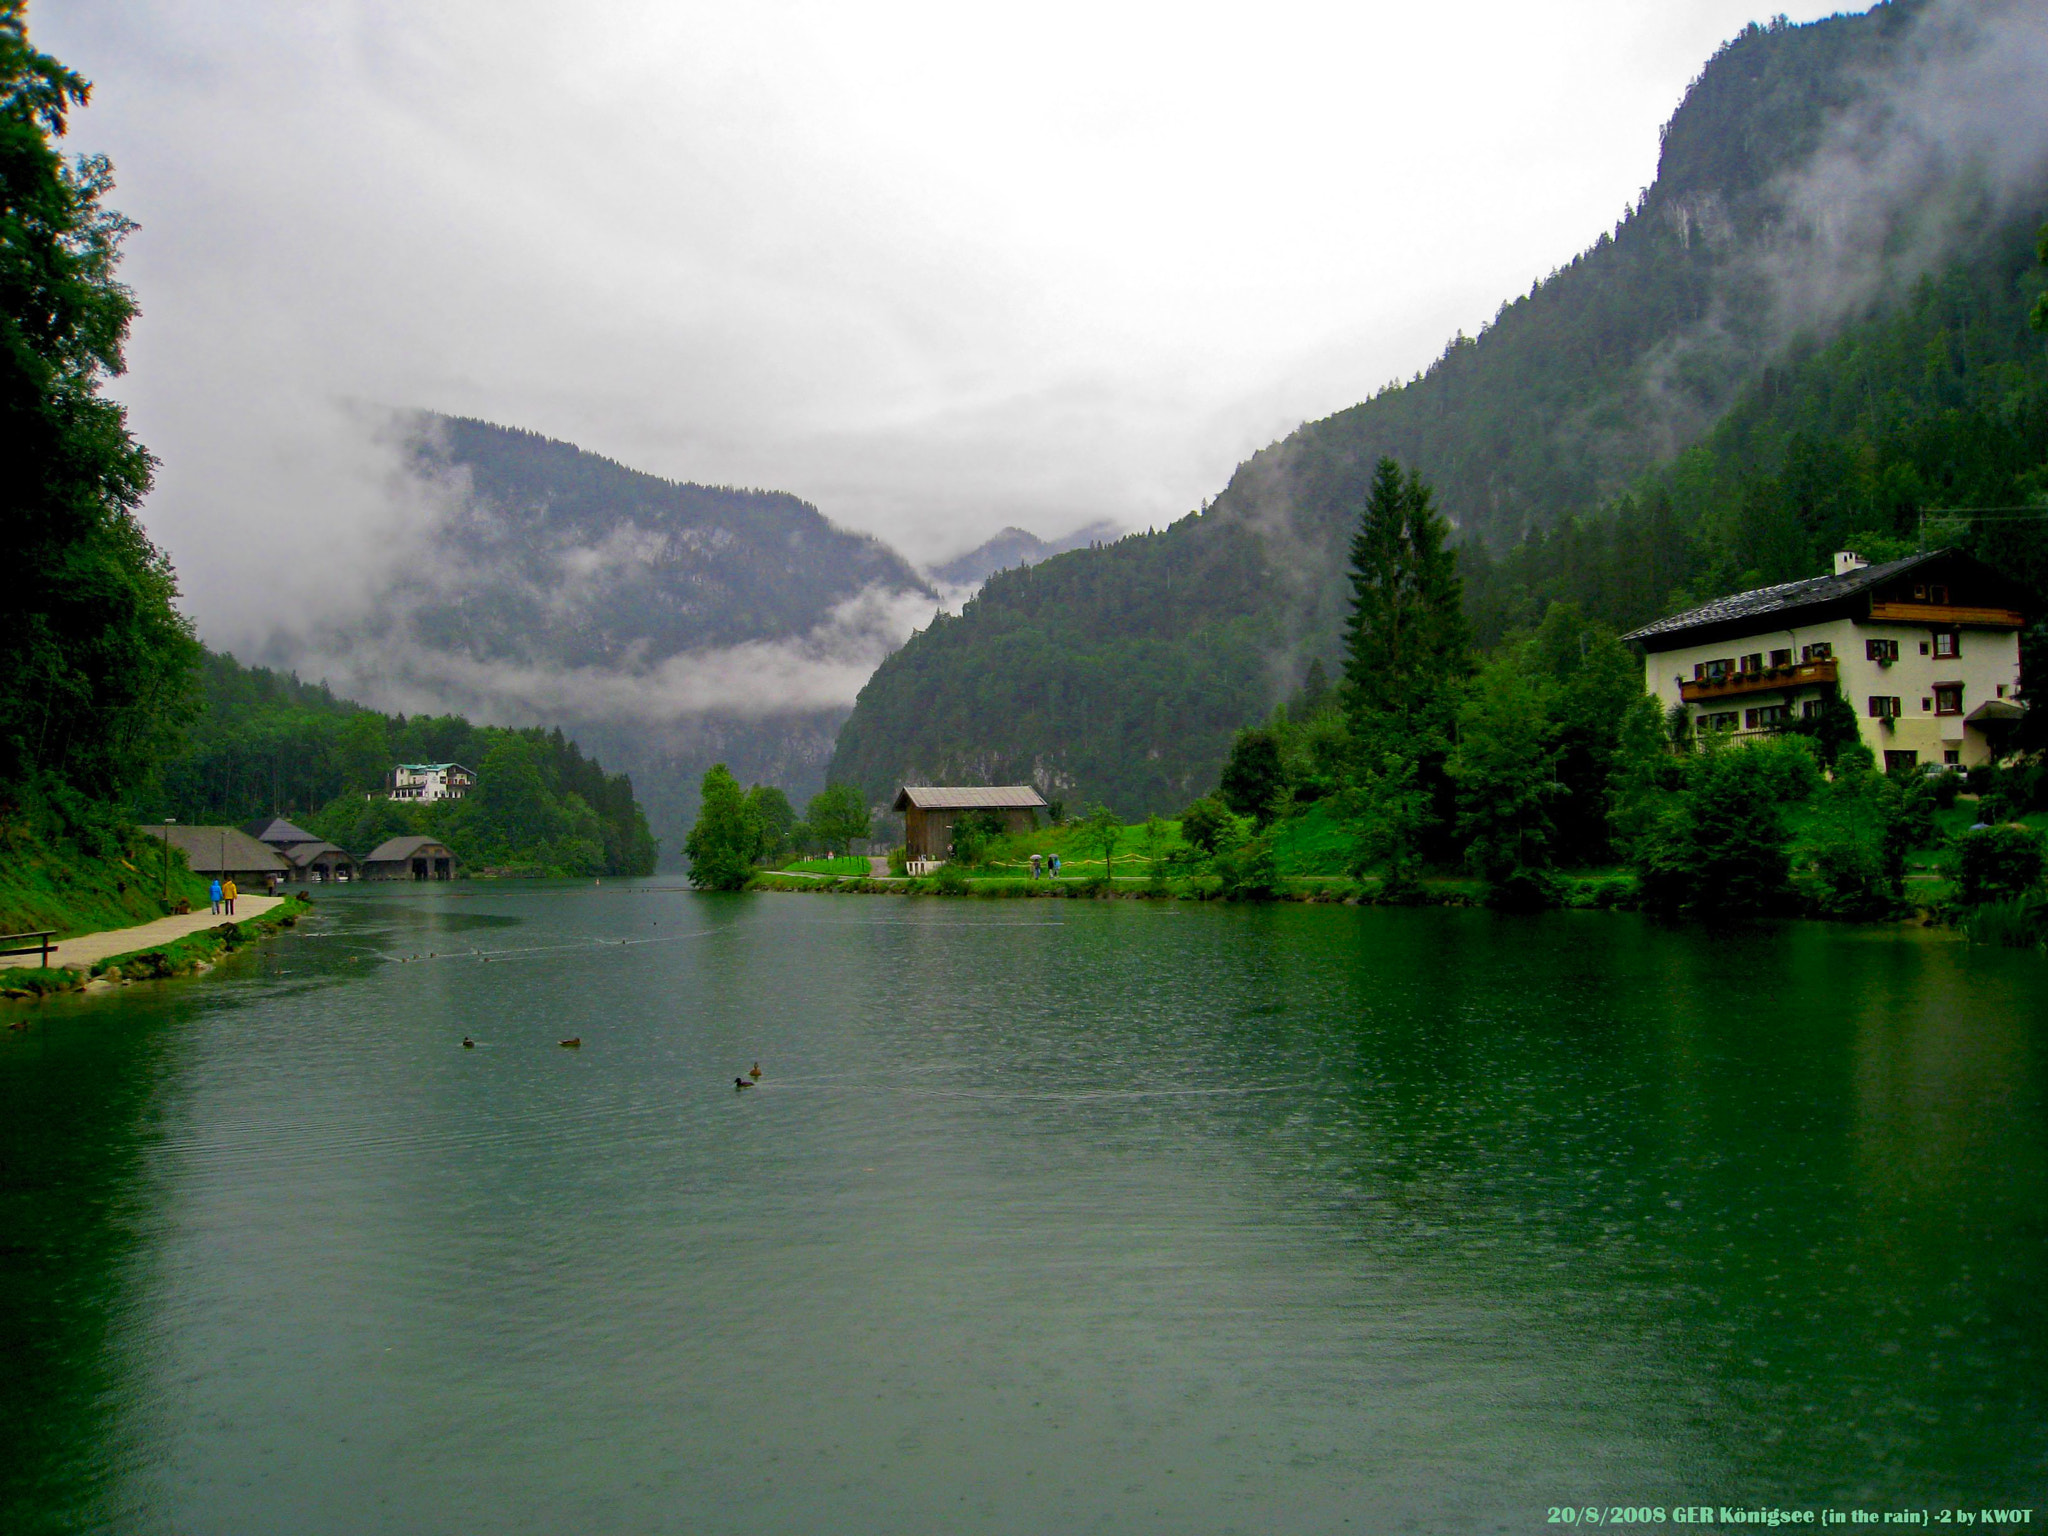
(1339, 458, 1470, 739)
(1338, 459, 1470, 871)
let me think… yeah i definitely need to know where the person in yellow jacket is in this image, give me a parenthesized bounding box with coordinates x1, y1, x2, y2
(222, 876, 238, 916)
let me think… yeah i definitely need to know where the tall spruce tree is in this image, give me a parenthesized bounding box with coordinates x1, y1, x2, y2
(1339, 459, 1469, 737)
(0, 5, 198, 803)
(1338, 459, 1470, 868)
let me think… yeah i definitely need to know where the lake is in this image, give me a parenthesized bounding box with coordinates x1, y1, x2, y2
(2, 885, 2043, 1532)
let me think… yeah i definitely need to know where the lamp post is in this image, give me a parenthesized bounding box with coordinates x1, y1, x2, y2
(163, 817, 174, 900)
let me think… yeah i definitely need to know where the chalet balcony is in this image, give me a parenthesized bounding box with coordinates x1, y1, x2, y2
(1866, 600, 2024, 628)
(1678, 657, 1837, 704)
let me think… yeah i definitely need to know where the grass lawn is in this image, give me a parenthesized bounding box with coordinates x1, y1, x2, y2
(781, 856, 871, 876)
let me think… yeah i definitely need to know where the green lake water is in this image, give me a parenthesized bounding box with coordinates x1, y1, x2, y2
(1, 885, 2042, 1532)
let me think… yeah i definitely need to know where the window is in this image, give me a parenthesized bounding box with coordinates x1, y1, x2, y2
(1745, 705, 1788, 730)
(1803, 642, 1833, 661)
(1867, 696, 1902, 719)
(1740, 653, 1763, 673)
(1801, 699, 1824, 720)
(1769, 648, 1792, 668)
(1921, 698, 1932, 712)
(1911, 582, 1948, 603)
(1919, 642, 1929, 655)
(1700, 711, 1739, 733)
(1933, 631, 1959, 659)
(1695, 658, 1734, 682)
(1945, 750, 1961, 766)
(1866, 638, 1899, 663)
(1884, 750, 1920, 772)
(1934, 684, 1963, 716)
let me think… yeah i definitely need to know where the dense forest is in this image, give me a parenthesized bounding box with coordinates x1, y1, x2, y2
(830, 1, 2048, 815)
(138, 651, 659, 877)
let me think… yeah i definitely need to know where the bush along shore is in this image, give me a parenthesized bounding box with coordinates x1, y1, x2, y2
(744, 789, 2048, 943)
(0, 895, 312, 1004)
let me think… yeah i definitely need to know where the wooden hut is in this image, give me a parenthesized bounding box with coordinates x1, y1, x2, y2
(246, 817, 358, 883)
(139, 825, 292, 887)
(892, 786, 1047, 861)
(362, 836, 458, 881)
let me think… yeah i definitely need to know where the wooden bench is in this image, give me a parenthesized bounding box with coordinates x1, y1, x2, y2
(0, 931, 58, 968)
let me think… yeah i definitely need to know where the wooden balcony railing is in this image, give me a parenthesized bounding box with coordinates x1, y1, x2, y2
(1678, 657, 1837, 704)
(1866, 601, 2024, 628)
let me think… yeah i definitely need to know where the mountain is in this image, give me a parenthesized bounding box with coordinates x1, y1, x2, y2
(274, 415, 935, 857)
(828, 0, 2048, 815)
(928, 521, 1123, 591)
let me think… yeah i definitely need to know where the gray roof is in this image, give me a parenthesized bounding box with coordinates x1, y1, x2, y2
(280, 839, 355, 869)
(139, 825, 292, 874)
(892, 785, 1049, 812)
(1621, 551, 1944, 647)
(363, 835, 456, 864)
(244, 816, 322, 846)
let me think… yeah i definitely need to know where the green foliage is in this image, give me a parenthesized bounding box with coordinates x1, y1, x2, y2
(1633, 738, 1818, 918)
(1217, 727, 1286, 826)
(950, 808, 1007, 866)
(0, 786, 209, 937)
(1213, 833, 1279, 900)
(804, 783, 870, 856)
(1342, 734, 1431, 898)
(1140, 815, 1171, 882)
(1341, 458, 1470, 741)
(1955, 823, 2045, 906)
(1178, 797, 1234, 855)
(1964, 894, 2048, 950)
(684, 764, 757, 891)
(148, 651, 657, 876)
(1448, 653, 1561, 897)
(1078, 803, 1122, 876)
(1801, 765, 1908, 920)
(0, 6, 200, 804)
(745, 785, 797, 865)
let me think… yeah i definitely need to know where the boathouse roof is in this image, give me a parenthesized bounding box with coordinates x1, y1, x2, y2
(891, 785, 1048, 812)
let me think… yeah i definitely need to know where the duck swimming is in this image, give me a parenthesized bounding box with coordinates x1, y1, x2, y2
(749, 1062, 762, 1080)
(559, 1037, 581, 1049)
(462, 1036, 474, 1049)
(733, 1076, 753, 1090)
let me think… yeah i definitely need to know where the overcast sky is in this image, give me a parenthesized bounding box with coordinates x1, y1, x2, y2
(40, 0, 1851, 640)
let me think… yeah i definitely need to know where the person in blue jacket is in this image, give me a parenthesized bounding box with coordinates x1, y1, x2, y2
(209, 878, 223, 916)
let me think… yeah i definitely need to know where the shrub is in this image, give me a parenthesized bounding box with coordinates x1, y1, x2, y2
(1214, 836, 1280, 900)
(1179, 797, 1235, 855)
(886, 845, 909, 877)
(1634, 740, 1812, 918)
(1956, 824, 2045, 905)
(1964, 895, 2048, 949)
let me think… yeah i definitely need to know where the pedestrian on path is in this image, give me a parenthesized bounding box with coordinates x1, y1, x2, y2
(223, 877, 237, 916)
(1030, 852, 1042, 879)
(209, 878, 222, 915)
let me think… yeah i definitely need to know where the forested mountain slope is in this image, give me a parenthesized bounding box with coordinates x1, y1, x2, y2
(830, 1, 2048, 814)
(137, 649, 659, 876)
(277, 414, 935, 858)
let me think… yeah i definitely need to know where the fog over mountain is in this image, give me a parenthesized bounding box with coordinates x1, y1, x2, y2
(43, 0, 1845, 646)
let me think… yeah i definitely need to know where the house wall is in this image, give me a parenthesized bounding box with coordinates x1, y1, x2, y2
(1643, 614, 2020, 768)
(903, 805, 1040, 860)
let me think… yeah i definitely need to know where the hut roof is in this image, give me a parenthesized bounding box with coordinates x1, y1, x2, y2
(892, 785, 1048, 812)
(363, 836, 455, 864)
(139, 825, 292, 874)
(279, 839, 354, 869)
(244, 816, 322, 846)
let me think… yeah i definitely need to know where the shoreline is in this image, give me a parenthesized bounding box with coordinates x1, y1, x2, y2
(1, 896, 313, 1004)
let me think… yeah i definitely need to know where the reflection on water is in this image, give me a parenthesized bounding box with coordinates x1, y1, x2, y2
(1, 887, 2042, 1533)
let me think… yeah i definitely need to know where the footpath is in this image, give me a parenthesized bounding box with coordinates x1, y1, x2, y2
(45, 896, 287, 970)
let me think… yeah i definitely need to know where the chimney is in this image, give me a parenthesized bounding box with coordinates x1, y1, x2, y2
(1834, 551, 1868, 576)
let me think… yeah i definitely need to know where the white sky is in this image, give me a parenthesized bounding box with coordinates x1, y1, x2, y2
(39, 0, 1853, 640)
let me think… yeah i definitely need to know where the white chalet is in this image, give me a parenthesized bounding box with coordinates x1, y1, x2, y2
(387, 762, 476, 804)
(1623, 549, 2026, 771)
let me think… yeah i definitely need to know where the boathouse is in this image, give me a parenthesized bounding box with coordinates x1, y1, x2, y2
(246, 816, 358, 883)
(892, 785, 1047, 861)
(362, 836, 459, 881)
(139, 825, 292, 886)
